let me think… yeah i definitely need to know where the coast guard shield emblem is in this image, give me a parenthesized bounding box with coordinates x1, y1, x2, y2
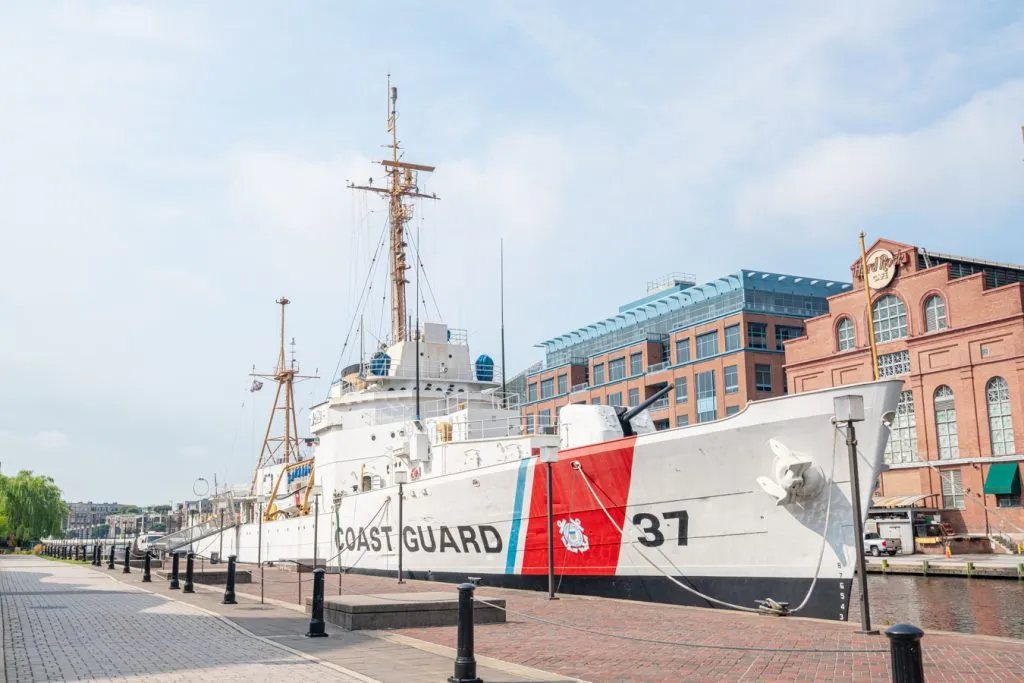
(556, 517, 589, 553)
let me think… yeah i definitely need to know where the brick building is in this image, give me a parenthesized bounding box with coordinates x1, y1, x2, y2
(521, 270, 849, 431)
(785, 238, 1024, 541)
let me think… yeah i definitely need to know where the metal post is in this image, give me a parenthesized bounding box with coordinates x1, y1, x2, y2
(257, 501, 264, 605)
(547, 461, 557, 600)
(305, 567, 328, 638)
(142, 551, 152, 582)
(845, 420, 877, 634)
(398, 481, 405, 583)
(183, 552, 195, 593)
(313, 494, 319, 572)
(169, 552, 180, 589)
(448, 583, 483, 683)
(108, 545, 115, 569)
(219, 508, 225, 563)
(885, 624, 925, 683)
(123, 545, 131, 574)
(223, 555, 237, 605)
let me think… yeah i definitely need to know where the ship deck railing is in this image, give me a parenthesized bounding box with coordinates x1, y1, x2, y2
(320, 391, 521, 428)
(150, 519, 238, 556)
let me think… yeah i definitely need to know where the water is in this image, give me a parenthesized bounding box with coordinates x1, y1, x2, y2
(850, 574, 1024, 639)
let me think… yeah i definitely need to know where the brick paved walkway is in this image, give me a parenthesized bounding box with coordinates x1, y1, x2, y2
(0, 555, 366, 682)
(232, 562, 1024, 682)
(89, 557, 576, 683)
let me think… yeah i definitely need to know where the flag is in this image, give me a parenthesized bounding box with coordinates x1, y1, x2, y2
(250, 380, 263, 392)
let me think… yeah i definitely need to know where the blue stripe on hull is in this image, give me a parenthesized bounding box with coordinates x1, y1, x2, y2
(505, 457, 531, 574)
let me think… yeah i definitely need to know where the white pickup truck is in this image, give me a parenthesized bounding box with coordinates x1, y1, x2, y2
(863, 531, 901, 556)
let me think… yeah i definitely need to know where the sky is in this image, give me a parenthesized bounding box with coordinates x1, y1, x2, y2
(1, 1, 1022, 505)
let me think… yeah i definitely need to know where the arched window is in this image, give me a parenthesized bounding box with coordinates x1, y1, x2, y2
(873, 295, 908, 343)
(837, 317, 855, 351)
(884, 390, 918, 464)
(933, 385, 958, 460)
(924, 295, 948, 332)
(987, 377, 1016, 456)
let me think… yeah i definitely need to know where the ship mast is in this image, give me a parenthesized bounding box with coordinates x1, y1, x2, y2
(248, 297, 319, 496)
(349, 76, 439, 344)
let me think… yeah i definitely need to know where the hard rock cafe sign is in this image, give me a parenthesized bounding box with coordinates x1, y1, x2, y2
(864, 247, 898, 290)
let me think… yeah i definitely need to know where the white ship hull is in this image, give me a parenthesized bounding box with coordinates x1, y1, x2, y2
(192, 379, 902, 622)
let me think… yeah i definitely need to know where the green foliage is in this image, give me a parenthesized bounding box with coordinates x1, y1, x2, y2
(116, 504, 141, 514)
(150, 505, 172, 514)
(0, 470, 69, 546)
(148, 522, 167, 532)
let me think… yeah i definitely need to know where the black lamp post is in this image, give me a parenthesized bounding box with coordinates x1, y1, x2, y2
(256, 494, 267, 604)
(394, 467, 408, 583)
(834, 394, 877, 635)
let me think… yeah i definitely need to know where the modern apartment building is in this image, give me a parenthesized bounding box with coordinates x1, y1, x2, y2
(521, 270, 850, 432)
(785, 238, 1024, 541)
(62, 501, 119, 534)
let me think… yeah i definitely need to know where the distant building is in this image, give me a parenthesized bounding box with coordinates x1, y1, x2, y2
(522, 270, 850, 431)
(785, 238, 1024, 543)
(62, 501, 118, 535)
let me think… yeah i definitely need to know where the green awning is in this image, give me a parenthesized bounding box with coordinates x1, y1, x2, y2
(983, 462, 1021, 495)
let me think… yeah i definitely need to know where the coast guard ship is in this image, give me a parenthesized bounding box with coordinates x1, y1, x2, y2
(169, 80, 903, 622)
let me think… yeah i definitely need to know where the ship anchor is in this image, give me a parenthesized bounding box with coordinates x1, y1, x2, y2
(756, 439, 827, 506)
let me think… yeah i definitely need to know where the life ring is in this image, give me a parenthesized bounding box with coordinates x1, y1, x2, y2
(410, 467, 421, 481)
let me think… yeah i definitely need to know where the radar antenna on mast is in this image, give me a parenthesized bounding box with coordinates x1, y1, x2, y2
(248, 297, 319, 496)
(348, 75, 440, 344)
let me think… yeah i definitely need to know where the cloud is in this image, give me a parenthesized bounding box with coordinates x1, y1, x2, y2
(224, 149, 368, 239)
(35, 431, 71, 451)
(180, 445, 212, 460)
(735, 80, 1024, 235)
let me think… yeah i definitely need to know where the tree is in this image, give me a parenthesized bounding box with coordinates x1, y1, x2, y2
(0, 470, 69, 546)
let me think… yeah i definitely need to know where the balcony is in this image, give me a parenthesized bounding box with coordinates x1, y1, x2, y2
(646, 361, 671, 374)
(570, 382, 590, 393)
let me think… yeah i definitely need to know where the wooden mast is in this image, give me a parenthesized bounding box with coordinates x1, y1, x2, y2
(348, 76, 439, 345)
(248, 297, 319, 497)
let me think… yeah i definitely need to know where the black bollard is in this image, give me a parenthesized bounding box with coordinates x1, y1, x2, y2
(305, 567, 327, 637)
(886, 624, 925, 683)
(222, 555, 237, 605)
(142, 551, 152, 582)
(81, 545, 86, 562)
(108, 545, 115, 569)
(123, 545, 131, 574)
(92, 545, 98, 566)
(448, 583, 483, 683)
(169, 552, 180, 589)
(183, 552, 195, 593)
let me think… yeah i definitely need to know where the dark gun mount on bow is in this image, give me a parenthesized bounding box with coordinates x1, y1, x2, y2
(614, 382, 674, 437)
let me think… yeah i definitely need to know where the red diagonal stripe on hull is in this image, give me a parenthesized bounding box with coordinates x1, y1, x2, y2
(521, 436, 636, 576)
